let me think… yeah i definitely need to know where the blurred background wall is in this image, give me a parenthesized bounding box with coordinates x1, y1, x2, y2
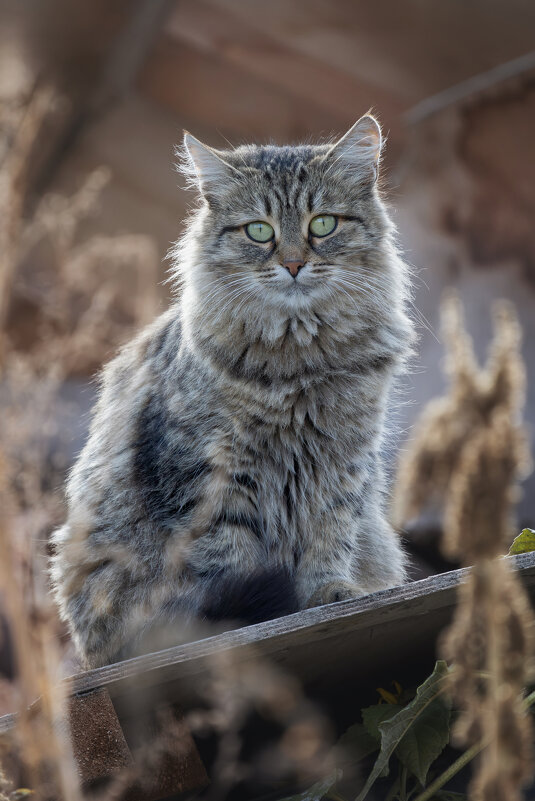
(1, 0, 534, 558)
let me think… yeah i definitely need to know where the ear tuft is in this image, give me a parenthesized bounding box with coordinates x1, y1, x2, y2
(180, 132, 235, 195)
(326, 114, 383, 181)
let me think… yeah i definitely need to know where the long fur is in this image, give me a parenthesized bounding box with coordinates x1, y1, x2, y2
(50, 115, 415, 667)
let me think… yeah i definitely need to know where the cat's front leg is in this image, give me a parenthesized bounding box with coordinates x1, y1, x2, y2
(298, 511, 406, 609)
(305, 580, 365, 607)
(184, 469, 266, 588)
(295, 501, 364, 609)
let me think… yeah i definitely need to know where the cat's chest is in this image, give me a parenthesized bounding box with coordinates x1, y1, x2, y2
(214, 384, 369, 540)
(224, 367, 372, 439)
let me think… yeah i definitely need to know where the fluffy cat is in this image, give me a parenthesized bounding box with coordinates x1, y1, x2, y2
(50, 114, 415, 668)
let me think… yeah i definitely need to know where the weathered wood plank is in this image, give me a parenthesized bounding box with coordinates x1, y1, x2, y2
(73, 552, 535, 698)
(1, 553, 534, 736)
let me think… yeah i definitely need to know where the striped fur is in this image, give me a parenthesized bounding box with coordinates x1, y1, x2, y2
(50, 115, 415, 667)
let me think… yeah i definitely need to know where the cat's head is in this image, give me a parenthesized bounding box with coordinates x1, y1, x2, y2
(175, 116, 403, 335)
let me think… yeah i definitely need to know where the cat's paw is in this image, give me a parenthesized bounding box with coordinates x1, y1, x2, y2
(305, 580, 363, 608)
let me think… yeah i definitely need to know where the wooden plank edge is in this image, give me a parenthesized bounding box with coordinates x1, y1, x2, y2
(1, 552, 534, 736)
(70, 552, 535, 692)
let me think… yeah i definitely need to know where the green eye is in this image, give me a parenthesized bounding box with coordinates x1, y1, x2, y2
(309, 214, 337, 237)
(245, 221, 275, 243)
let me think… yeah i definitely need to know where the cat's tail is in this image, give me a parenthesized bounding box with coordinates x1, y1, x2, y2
(202, 568, 299, 626)
(115, 569, 299, 663)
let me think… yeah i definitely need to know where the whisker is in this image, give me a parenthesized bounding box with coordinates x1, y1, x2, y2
(330, 276, 378, 303)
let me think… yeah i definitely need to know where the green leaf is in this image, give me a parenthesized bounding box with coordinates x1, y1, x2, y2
(360, 705, 404, 777)
(362, 704, 404, 742)
(278, 770, 341, 801)
(509, 528, 535, 555)
(431, 793, 468, 800)
(393, 667, 451, 785)
(337, 722, 380, 767)
(356, 662, 451, 801)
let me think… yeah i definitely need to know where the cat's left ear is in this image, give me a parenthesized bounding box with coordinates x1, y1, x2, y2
(182, 132, 236, 196)
(325, 115, 382, 182)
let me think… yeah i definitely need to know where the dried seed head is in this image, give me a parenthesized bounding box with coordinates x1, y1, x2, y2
(392, 294, 530, 540)
(443, 409, 524, 561)
(414, 296, 535, 800)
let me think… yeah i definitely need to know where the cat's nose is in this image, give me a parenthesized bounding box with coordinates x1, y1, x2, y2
(283, 260, 305, 278)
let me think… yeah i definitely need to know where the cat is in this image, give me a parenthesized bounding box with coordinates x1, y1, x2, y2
(50, 114, 415, 668)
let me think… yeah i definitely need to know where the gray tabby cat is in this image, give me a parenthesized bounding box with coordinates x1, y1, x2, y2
(51, 114, 414, 668)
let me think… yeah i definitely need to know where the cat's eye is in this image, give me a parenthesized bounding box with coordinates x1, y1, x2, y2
(245, 221, 275, 243)
(309, 214, 337, 237)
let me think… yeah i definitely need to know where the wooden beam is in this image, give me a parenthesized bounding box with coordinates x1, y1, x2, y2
(164, 0, 405, 128)
(4, 0, 173, 194)
(2, 552, 534, 737)
(138, 36, 350, 144)
(67, 688, 134, 786)
(206, 0, 535, 107)
(405, 50, 535, 124)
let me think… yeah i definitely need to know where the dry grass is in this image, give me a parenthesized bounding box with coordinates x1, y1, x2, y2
(10, 167, 159, 375)
(394, 293, 534, 801)
(0, 82, 57, 338)
(393, 293, 531, 539)
(0, 464, 82, 801)
(0, 74, 164, 800)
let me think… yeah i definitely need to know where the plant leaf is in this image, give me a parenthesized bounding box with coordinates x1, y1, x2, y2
(362, 704, 404, 742)
(278, 770, 341, 801)
(432, 793, 468, 800)
(393, 664, 451, 785)
(509, 528, 535, 555)
(337, 722, 380, 767)
(355, 661, 451, 801)
(360, 704, 404, 776)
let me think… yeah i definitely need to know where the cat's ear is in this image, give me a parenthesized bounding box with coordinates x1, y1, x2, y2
(325, 115, 382, 182)
(182, 132, 236, 196)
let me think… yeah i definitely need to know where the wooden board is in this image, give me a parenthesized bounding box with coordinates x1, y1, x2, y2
(139, 0, 405, 157)
(2, 554, 534, 797)
(3, 552, 535, 737)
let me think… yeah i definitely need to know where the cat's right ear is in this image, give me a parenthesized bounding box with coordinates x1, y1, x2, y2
(324, 115, 382, 184)
(181, 132, 236, 197)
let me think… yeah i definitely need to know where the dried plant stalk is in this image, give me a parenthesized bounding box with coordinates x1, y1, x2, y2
(442, 548, 534, 800)
(0, 455, 82, 801)
(443, 409, 530, 563)
(0, 75, 158, 800)
(0, 83, 56, 336)
(392, 295, 530, 532)
(407, 295, 535, 801)
(9, 170, 159, 375)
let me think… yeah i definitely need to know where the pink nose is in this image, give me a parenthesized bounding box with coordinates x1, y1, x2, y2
(283, 260, 305, 277)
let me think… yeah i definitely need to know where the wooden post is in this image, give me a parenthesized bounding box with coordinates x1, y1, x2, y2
(68, 687, 208, 799)
(68, 688, 134, 786)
